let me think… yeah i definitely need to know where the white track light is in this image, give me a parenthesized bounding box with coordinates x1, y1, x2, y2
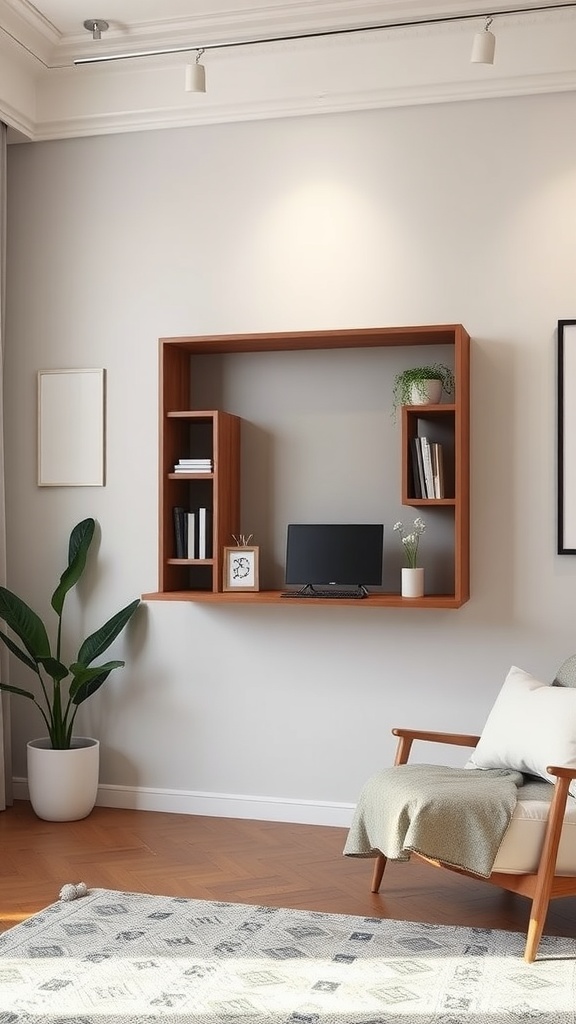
(185, 51, 206, 92)
(471, 17, 496, 65)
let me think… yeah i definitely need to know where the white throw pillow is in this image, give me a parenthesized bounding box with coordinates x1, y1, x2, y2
(467, 665, 576, 795)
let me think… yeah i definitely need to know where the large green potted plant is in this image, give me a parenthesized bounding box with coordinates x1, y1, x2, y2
(0, 517, 140, 820)
(392, 362, 455, 418)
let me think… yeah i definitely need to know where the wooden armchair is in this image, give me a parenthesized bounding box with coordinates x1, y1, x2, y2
(363, 656, 576, 963)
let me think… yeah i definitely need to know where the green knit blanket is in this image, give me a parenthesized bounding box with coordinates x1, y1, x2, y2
(344, 763, 526, 878)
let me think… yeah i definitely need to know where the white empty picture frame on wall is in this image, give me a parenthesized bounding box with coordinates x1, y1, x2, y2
(38, 369, 105, 486)
(558, 322, 576, 553)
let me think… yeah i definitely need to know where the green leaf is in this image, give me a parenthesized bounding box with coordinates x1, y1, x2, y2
(70, 662, 123, 705)
(51, 518, 95, 617)
(0, 588, 51, 662)
(37, 656, 69, 683)
(69, 517, 95, 565)
(0, 681, 38, 701)
(77, 599, 140, 666)
(0, 627, 40, 673)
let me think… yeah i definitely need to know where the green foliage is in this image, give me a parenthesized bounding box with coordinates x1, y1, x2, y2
(0, 518, 140, 749)
(392, 363, 455, 416)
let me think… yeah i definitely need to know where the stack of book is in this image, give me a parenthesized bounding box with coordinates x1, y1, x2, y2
(410, 436, 445, 499)
(173, 506, 212, 559)
(173, 458, 212, 473)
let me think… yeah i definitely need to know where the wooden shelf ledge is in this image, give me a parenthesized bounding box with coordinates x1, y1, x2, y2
(142, 590, 465, 608)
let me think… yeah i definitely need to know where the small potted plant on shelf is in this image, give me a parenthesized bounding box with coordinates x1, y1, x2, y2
(0, 517, 140, 821)
(392, 363, 455, 418)
(393, 517, 426, 598)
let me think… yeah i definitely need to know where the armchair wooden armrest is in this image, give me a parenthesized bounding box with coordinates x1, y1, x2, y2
(391, 727, 481, 766)
(547, 764, 576, 780)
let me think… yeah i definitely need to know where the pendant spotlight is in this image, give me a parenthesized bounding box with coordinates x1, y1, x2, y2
(83, 19, 109, 42)
(471, 17, 496, 64)
(185, 49, 206, 93)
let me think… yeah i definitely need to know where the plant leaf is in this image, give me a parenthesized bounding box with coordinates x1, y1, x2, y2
(0, 681, 38, 701)
(69, 662, 123, 705)
(37, 656, 69, 683)
(0, 588, 51, 662)
(51, 518, 95, 617)
(76, 599, 140, 666)
(0, 626, 40, 673)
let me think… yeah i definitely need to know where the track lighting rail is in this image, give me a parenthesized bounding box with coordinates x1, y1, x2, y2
(73, 2, 576, 66)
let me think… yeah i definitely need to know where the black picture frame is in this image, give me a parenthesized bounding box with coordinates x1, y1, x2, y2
(558, 320, 576, 554)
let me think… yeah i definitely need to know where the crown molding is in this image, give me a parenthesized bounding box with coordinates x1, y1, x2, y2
(29, 69, 576, 143)
(0, 0, 59, 66)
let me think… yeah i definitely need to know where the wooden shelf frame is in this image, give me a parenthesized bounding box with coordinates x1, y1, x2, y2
(160, 408, 240, 594)
(146, 324, 470, 608)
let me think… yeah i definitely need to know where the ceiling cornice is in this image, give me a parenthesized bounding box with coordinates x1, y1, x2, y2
(0, 0, 60, 65)
(33, 69, 576, 144)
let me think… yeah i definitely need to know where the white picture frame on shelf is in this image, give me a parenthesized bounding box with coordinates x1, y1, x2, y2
(38, 368, 105, 487)
(223, 546, 260, 592)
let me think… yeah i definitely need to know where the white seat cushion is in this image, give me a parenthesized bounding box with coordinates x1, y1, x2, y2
(492, 791, 576, 875)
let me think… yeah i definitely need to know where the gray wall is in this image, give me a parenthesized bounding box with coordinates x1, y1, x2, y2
(5, 92, 576, 822)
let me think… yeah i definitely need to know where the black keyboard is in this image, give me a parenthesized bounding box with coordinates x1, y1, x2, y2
(281, 589, 367, 599)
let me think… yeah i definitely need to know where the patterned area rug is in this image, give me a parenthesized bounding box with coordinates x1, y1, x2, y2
(0, 888, 575, 1022)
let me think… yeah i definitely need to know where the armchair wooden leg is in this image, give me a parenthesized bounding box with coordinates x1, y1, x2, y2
(524, 870, 555, 963)
(525, 908, 548, 964)
(523, 773, 571, 963)
(371, 853, 387, 893)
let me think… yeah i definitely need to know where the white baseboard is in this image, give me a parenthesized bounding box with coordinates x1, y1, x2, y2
(11, 777, 355, 828)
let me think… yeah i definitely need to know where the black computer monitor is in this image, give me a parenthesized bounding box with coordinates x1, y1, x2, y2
(285, 524, 384, 588)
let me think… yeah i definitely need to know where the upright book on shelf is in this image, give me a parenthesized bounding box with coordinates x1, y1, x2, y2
(410, 437, 423, 499)
(187, 511, 196, 559)
(197, 507, 212, 559)
(419, 436, 435, 499)
(173, 506, 187, 559)
(431, 442, 445, 499)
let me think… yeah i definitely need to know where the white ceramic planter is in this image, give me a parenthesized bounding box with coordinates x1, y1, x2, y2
(401, 567, 425, 598)
(27, 737, 100, 822)
(409, 378, 443, 405)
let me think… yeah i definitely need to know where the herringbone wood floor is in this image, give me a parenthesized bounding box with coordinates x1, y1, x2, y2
(1, 800, 575, 941)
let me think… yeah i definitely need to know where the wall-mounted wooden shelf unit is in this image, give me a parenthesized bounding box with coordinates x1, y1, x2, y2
(143, 324, 470, 608)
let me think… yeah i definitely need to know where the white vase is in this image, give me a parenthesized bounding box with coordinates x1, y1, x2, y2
(409, 378, 443, 405)
(27, 737, 100, 822)
(401, 567, 424, 598)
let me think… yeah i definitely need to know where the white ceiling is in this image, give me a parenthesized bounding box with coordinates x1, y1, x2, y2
(6, 0, 575, 64)
(14, 0, 561, 36)
(24, 0, 576, 37)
